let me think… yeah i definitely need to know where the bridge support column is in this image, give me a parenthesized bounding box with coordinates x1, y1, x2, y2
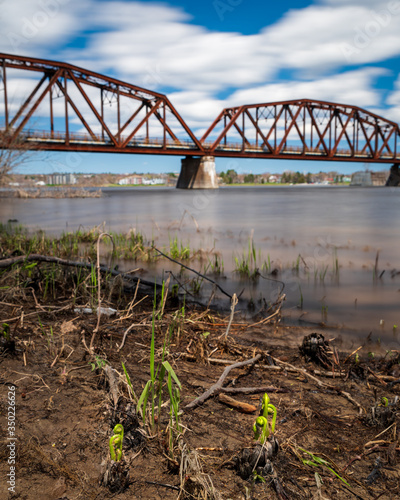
(386, 164, 400, 186)
(176, 156, 218, 189)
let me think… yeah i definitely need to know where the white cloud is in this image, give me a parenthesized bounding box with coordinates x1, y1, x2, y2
(227, 68, 387, 110)
(0, 0, 399, 137)
(0, 0, 88, 54)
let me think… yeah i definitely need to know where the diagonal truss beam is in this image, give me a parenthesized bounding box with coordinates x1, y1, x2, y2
(12, 69, 62, 140)
(55, 78, 98, 141)
(67, 69, 118, 146)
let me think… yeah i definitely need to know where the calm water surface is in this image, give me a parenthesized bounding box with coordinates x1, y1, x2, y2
(2, 185, 400, 348)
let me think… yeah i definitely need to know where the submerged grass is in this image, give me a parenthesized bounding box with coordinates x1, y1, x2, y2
(234, 238, 260, 279)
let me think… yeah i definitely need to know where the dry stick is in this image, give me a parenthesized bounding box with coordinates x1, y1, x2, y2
(152, 246, 233, 300)
(219, 293, 238, 339)
(185, 354, 261, 410)
(218, 393, 256, 413)
(343, 345, 363, 364)
(90, 232, 114, 353)
(0, 254, 159, 289)
(220, 386, 289, 395)
(247, 308, 282, 328)
(117, 322, 146, 352)
(2, 304, 71, 324)
(179, 209, 200, 232)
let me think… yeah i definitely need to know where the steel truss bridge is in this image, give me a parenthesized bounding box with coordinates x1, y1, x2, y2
(1, 53, 399, 164)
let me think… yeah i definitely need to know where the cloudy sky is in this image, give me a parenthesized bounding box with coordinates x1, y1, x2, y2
(1, 0, 400, 174)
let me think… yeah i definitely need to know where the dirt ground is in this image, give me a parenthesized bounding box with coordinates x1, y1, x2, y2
(0, 279, 400, 500)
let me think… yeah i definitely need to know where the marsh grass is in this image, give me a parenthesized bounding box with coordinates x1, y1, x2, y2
(234, 238, 260, 279)
(169, 236, 191, 260)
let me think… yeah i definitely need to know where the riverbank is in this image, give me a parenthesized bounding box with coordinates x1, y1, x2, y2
(0, 187, 103, 198)
(0, 229, 399, 499)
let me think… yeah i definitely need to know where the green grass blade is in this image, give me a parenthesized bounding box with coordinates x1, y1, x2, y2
(162, 361, 181, 389)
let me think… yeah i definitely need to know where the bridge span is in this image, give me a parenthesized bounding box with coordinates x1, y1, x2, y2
(1, 53, 399, 188)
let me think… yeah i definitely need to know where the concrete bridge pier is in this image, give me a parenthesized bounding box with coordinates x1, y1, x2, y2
(386, 164, 400, 186)
(176, 156, 218, 189)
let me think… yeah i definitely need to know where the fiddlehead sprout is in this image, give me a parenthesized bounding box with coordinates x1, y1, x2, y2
(253, 393, 277, 444)
(262, 393, 277, 434)
(253, 416, 269, 444)
(109, 424, 124, 461)
(380, 397, 389, 407)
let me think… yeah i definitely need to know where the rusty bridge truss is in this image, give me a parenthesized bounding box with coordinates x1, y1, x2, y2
(1, 53, 399, 164)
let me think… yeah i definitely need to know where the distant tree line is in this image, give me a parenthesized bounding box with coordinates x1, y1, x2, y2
(218, 169, 350, 185)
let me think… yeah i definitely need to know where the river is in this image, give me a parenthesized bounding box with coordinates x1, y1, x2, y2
(2, 185, 400, 349)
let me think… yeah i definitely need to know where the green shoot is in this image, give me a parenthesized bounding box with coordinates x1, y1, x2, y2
(2, 323, 10, 341)
(253, 393, 277, 444)
(109, 424, 124, 461)
(380, 397, 389, 407)
(90, 355, 108, 371)
(121, 361, 137, 402)
(298, 448, 349, 486)
(253, 416, 269, 444)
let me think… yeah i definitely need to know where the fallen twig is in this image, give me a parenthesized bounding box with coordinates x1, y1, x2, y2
(220, 386, 289, 395)
(219, 293, 238, 339)
(145, 480, 180, 491)
(218, 393, 256, 413)
(185, 354, 261, 410)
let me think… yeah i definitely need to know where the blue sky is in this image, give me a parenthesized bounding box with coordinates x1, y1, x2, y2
(1, 0, 400, 175)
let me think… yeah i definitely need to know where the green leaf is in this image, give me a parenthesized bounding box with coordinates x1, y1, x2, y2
(137, 380, 151, 413)
(162, 361, 181, 389)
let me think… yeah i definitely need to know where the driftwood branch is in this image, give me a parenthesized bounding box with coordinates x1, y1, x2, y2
(153, 246, 233, 300)
(185, 354, 261, 410)
(0, 253, 158, 289)
(218, 393, 256, 413)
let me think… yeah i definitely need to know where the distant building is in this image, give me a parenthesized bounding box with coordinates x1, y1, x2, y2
(142, 177, 164, 185)
(118, 176, 143, 185)
(47, 173, 77, 185)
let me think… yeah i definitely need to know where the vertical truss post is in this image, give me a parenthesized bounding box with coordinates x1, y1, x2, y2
(146, 104, 149, 142)
(242, 111, 245, 151)
(310, 107, 313, 151)
(101, 88, 105, 141)
(284, 105, 288, 152)
(163, 101, 166, 147)
(117, 86, 121, 145)
(223, 114, 227, 146)
(302, 105, 306, 152)
(255, 108, 259, 148)
(2, 61, 8, 130)
(64, 71, 69, 145)
(49, 85, 54, 138)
